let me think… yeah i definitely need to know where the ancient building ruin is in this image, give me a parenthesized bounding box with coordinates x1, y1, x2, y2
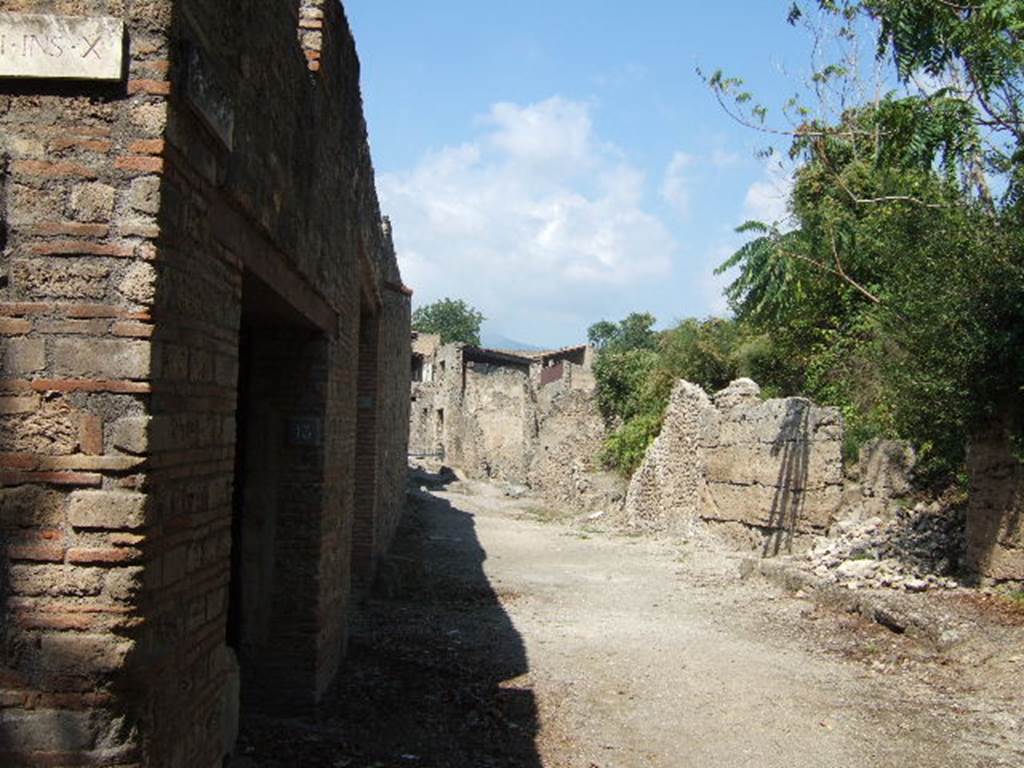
(0, 2, 410, 765)
(966, 417, 1024, 583)
(624, 379, 846, 552)
(409, 340, 619, 512)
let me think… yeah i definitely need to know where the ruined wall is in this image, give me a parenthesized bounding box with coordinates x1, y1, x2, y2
(409, 381, 440, 457)
(624, 379, 844, 550)
(460, 362, 535, 482)
(966, 420, 1023, 582)
(529, 363, 622, 514)
(624, 381, 715, 533)
(0, 2, 409, 765)
(409, 344, 621, 513)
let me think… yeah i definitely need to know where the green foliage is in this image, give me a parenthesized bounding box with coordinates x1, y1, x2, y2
(411, 298, 484, 346)
(593, 347, 660, 426)
(587, 312, 658, 353)
(600, 410, 665, 476)
(593, 315, 756, 475)
(709, 1, 1024, 485)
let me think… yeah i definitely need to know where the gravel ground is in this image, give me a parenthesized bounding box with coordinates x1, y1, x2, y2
(236, 475, 1024, 768)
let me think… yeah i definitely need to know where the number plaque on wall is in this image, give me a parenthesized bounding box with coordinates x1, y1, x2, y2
(0, 14, 124, 81)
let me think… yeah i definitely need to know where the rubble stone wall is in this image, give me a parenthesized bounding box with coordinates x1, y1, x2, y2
(0, 2, 409, 766)
(966, 421, 1024, 582)
(623, 381, 714, 533)
(624, 379, 845, 548)
(528, 365, 617, 514)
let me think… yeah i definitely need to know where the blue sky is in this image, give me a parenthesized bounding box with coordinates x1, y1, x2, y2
(345, 2, 836, 348)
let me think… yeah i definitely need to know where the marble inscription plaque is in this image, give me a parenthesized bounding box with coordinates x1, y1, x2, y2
(0, 14, 124, 81)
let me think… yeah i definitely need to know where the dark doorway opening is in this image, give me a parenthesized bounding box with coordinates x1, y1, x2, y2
(227, 271, 329, 715)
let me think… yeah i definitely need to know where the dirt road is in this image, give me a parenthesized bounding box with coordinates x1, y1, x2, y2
(238, 475, 1024, 768)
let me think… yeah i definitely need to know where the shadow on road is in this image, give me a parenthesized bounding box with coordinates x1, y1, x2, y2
(236, 469, 541, 767)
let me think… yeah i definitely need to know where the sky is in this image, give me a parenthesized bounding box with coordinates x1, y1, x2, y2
(345, 2, 833, 348)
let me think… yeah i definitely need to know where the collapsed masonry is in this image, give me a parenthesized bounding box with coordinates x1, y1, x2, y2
(1, 3, 410, 766)
(623, 379, 845, 553)
(409, 337, 623, 513)
(623, 378, 1022, 584)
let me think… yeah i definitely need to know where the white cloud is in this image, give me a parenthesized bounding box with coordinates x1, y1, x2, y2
(743, 161, 794, 224)
(710, 148, 741, 168)
(660, 151, 695, 218)
(380, 97, 677, 344)
(484, 98, 595, 170)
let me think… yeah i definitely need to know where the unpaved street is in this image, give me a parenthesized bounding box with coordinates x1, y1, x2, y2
(239, 475, 1024, 768)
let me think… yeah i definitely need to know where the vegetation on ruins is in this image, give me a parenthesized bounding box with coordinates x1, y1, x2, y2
(594, 0, 1024, 482)
(412, 297, 486, 346)
(591, 314, 750, 474)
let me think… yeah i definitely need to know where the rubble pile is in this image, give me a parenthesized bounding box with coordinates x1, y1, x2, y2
(804, 500, 966, 592)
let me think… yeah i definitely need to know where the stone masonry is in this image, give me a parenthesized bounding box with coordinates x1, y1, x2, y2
(966, 417, 1024, 583)
(409, 341, 621, 514)
(0, 2, 410, 766)
(624, 379, 845, 552)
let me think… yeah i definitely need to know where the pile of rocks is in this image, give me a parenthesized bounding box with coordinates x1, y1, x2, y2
(804, 500, 966, 592)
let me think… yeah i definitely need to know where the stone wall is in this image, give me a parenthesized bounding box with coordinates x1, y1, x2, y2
(459, 362, 535, 482)
(966, 420, 1023, 583)
(623, 381, 715, 534)
(0, 2, 409, 766)
(624, 379, 844, 551)
(409, 343, 621, 513)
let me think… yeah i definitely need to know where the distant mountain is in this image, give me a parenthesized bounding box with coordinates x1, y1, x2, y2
(480, 329, 544, 351)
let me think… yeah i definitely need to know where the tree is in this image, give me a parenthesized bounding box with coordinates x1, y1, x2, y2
(586, 312, 658, 353)
(707, 1, 1024, 481)
(411, 298, 485, 346)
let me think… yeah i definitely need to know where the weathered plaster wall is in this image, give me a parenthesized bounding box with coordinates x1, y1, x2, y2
(624, 379, 844, 550)
(460, 362, 535, 482)
(0, 2, 409, 765)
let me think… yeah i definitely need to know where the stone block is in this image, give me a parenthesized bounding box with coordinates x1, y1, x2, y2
(1, 337, 45, 375)
(105, 566, 144, 602)
(704, 442, 843, 489)
(705, 481, 841, 532)
(0, 708, 96, 752)
(117, 261, 157, 305)
(0, 394, 39, 414)
(0, 398, 78, 454)
(111, 415, 150, 454)
(858, 439, 916, 498)
(128, 102, 168, 136)
(39, 633, 133, 677)
(11, 258, 111, 299)
(127, 175, 161, 214)
(68, 489, 147, 529)
(972, 544, 1024, 582)
(0, 485, 65, 527)
(53, 338, 152, 379)
(8, 564, 105, 597)
(70, 181, 116, 222)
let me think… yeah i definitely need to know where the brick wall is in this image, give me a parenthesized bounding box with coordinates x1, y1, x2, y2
(1, 1, 409, 765)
